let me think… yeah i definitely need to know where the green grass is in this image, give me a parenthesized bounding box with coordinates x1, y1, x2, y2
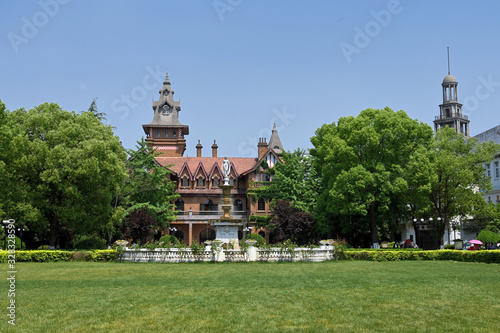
(1, 261, 499, 332)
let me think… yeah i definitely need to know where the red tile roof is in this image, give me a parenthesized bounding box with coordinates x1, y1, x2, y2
(155, 156, 259, 179)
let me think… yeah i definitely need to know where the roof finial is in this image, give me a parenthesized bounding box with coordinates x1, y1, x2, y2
(164, 72, 170, 84)
(447, 47, 450, 75)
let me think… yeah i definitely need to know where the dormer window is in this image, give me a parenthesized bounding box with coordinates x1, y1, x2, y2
(212, 177, 220, 188)
(162, 105, 172, 115)
(181, 176, 189, 187)
(197, 177, 205, 188)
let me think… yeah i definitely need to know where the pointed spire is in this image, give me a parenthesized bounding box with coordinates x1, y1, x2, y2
(164, 72, 170, 85)
(269, 122, 284, 154)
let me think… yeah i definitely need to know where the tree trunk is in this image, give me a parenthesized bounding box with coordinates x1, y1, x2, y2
(48, 216, 58, 248)
(370, 202, 379, 248)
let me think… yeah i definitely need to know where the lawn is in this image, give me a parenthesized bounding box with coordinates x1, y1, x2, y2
(1, 261, 499, 332)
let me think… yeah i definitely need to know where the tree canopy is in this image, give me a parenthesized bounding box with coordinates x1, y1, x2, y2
(310, 107, 434, 248)
(118, 138, 179, 243)
(252, 148, 319, 214)
(428, 127, 500, 245)
(1, 101, 127, 248)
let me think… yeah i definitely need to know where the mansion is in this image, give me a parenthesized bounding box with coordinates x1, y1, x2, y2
(142, 73, 284, 245)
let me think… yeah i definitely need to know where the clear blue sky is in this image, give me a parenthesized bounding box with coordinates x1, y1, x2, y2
(2, 0, 499, 157)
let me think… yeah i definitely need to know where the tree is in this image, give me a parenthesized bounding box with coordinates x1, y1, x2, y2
(310, 107, 434, 248)
(122, 206, 159, 244)
(269, 200, 316, 245)
(428, 127, 500, 246)
(253, 148, 319, 214)
(87, 97, 107, 122)
(3, 102, 127, 247)
(119, 138, 179, 242)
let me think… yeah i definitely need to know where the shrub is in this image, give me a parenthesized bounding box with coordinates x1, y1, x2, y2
(343, 249, 500, 263)
(0, 250, 118, 262)
(73, 235, 107, 250)
(38, 245, 49, 250)
(477, 230, 500, 244)
(158, 235, 179, 247)
(444, 244, 455, 250)
(0, 236, 26, 250)
(241, 233, 266, 247)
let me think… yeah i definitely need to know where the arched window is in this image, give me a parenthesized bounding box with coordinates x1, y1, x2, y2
(199, 229, 216, 243)
(212, 176, 220, 188)
(181, 176, 189, 187)
(229, 177, 235, 186)
(175, 199, 184, 212)
(258, 198, 266, 211)
(197, 176, 205, 188)
(233, 199, 243, 212)
(200, 199, 217, 213)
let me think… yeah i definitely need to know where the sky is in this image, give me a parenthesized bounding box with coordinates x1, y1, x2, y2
(2, 0, 500, 158)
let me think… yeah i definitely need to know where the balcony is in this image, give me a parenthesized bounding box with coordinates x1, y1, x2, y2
(435, 113, 468, 120)
(176, 210, 248, 220)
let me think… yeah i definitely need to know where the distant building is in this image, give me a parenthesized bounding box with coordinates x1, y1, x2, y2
(474, 125, 500, 204)
(142, 74, 284, 245)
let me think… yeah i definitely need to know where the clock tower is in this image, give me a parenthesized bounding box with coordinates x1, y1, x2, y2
(142, 73, 189, 157)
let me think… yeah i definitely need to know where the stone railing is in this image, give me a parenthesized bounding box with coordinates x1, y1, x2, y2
(176, 210, 248, 220)
(119, 245, 335, 263)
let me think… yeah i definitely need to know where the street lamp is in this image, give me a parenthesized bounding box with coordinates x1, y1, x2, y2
(451, 221, 458, 241)
(436, 217, 442, 249)
(17, 227, 26, 250)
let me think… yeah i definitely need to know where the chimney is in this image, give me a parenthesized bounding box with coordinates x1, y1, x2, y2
(196, 140, 203, 157)
(211, 140, 218, 158)
(257, 138, 268, 160)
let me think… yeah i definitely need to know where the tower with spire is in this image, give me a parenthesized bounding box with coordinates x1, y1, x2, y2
(433, 52, 470, 138)
(142, 73, 190, 157)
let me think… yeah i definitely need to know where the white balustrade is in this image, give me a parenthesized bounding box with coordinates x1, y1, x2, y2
(119, 245, 335, 263)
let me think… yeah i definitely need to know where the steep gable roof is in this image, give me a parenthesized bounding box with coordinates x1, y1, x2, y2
(155, 156, 258, 178)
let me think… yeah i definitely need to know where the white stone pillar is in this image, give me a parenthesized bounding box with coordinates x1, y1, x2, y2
(248, 245, 257, 262)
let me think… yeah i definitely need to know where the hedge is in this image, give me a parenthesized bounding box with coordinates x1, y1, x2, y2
(0, 250, 118, 262)
(344, 250, 500, 263)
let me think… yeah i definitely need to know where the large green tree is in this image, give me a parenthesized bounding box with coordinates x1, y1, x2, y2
(253, 148, 319, 214)
(428, 127, 500, 246)
(119, 138, 179, 243)
(2, 102, 127, 247)
(310, 107, 434, 248)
